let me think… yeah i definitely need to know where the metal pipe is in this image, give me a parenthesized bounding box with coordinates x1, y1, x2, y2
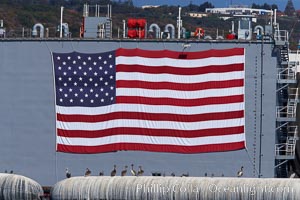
(123, 20, 126, 38)
(95, 4, 97, 17)
(274, 9, 277, 26)
(60, 6, 64, 38)
(110, 5, 112, 38)
(178, 7, 181, 39)
(32, 23, 44, 38)
(110, 4, 112, 18)
(107, 4, 109, 18)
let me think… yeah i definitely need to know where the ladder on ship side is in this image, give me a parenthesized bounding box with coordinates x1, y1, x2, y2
(274, 33, 299, 177)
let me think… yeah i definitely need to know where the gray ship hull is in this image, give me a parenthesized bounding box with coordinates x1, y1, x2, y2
(0, 39, 277, 186)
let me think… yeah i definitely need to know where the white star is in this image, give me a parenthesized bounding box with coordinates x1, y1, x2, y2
(98, 56, 102, 60)
(84, 83, 88, 87)
(89, 67, 92, 71)
(88, 57, 91, 60)
(99, 77, 103, 81)
(59, 98, 63, 102)
(90, 89, 94, 93)
(78, 66, 82, 70)
(83, 61, 86, 65)
(105, 92, 109, 96)
(69, 88, 73, 92)
(64, 83, 67, 86)
(64, 94, 68, 97)
(110, 97, 114, 101)
(104, 71, 108, 74)
(67, 56, 71, 60)
(59, 88, 63, 92)
(57, 56, 61, 60)
(70, 99, 73, 103)
(62, 62, 66, 65)
(94, 83, 98, 87)
(95, 94, 99, 97)
(109, 65, 113, 68)
(73, 71, 77, 75)
(100, 88, 104, 92)
(80, 88, 83, 92)
(83, 72, 87, 76)
(74, 93, 78, 97)
(73, 82, 77, 86)
(80, 99, 84, 102)
(58, 77, 62, 81)
(68, 77, 72, 81)
(85, 93, 88, 97)
(90, 99, 94, 103)
(68, 66, 72, 70)
(94, 72, 98, 76)
(99, 66, 103, 70)
(103, 60, 107, 64)
(110, 75, 113, 79)
(77, 56, 81, 59)
(101, 98, 104, 102)
(58, 66, 62, 70)
(93, 62, 97, 65)
(105, 82, 108, 85)
(63, 72, 67, 76)
(89, 78, 93, 82)
(73, 60, 76, 64)
(110, 86, 114, 90)
(79, 77, 83, 81)
(109, 54, 112, 58)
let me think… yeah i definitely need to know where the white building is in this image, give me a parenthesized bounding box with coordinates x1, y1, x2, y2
(205, 7, 273, 16)
(188, 12, 208, 18)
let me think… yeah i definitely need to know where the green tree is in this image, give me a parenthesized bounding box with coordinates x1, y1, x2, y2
(284, 0, 295, 16)
(199, 1, 214, 12)
(251, 3, 278, 10)
(271, 4, 278, 10)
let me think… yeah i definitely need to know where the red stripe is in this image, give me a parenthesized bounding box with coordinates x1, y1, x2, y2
(116, 95, 244, 106)
(57, 141, 246, 154)
(117, 79, 244, 91)
(116, 63, 244, 75)
(57, 126, 244, 138)
(116, 48, 244, 59)
(57, 110, 244, 123)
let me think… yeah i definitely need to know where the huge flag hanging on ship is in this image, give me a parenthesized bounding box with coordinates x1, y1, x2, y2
(52, 48, 245, 154)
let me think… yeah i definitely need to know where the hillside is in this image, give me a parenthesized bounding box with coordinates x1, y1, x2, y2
(0, 2, 299, 49)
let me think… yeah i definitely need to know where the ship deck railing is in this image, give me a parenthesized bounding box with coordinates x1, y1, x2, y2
(277, 67, 297, 81)
(275, 142, 296, 159)
(274, 30, 289, 45)
(276, 105, 297, 119)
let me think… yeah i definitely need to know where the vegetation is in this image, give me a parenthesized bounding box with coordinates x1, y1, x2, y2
(284, 0, 296, 16)
(0, 0, 299, 48)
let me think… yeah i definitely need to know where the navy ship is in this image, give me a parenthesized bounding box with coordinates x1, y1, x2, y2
(0, 4, 299, 187)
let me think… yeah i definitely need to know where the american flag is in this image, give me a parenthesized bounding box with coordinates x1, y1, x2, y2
(53, 48, 245, 154)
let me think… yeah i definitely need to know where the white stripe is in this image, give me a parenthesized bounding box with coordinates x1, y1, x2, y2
(56, 102, 244, 115)
(116, 55, 245, 68)
(117, 87, 243, 99)
(57, 133, 245, 146)
(56, 118, 244, 131)
(116, 71, 244, 83)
